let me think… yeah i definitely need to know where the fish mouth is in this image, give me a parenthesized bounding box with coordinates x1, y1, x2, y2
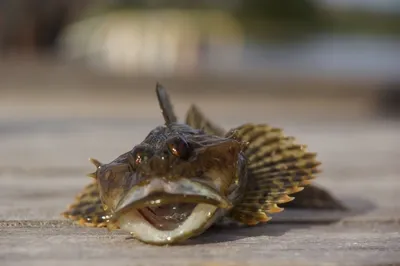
(113, 178, 232, 244)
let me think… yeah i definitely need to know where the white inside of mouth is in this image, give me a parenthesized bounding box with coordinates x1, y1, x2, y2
(118, 203, 217, 244)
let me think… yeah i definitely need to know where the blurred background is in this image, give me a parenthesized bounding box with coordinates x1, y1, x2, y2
(1, 2, 399, 263)
(0, 0, 399, 168)
(0, 0, 399, 119)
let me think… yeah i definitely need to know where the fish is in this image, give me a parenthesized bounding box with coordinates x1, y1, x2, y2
(62, 83, 345, 245)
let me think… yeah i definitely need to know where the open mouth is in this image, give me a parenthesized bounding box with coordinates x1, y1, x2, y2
(113, 178, 232, 244)
(119, 191, 224, 231)
(138, 202, 196, 231)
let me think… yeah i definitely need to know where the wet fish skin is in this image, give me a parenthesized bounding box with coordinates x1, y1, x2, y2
(62, 83, 345, 245)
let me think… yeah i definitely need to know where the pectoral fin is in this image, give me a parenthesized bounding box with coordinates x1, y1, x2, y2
(281, 184, 346, 210)
(225, 123, 344, 225)
(62, 181, 117, 228)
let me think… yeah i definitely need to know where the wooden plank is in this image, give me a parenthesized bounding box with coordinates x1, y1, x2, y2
(1, 224, 399, 266)
(1, 93, 399, 265)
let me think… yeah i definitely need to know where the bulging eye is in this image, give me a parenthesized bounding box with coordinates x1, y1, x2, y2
(130, 147, 150, 166)
(167, 136, 192, 160)
(135, 152, 145, 165)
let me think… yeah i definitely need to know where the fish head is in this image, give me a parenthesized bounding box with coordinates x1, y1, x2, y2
(92, 123, 247, 244)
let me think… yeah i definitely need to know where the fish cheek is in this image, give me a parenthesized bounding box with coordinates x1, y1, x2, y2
(96, 167, 130, 211)
(196, 142, 243, 193)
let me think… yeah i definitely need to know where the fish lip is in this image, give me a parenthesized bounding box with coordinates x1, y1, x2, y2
(114, 177, 232, 216)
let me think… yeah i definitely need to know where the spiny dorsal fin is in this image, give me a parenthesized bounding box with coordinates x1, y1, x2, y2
(155, 83, 177, 124)
(185, 104, 226, 137)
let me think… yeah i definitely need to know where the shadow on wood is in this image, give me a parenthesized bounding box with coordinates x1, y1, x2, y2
(187, 196, 374, 245)
(122, 189, 375, 245)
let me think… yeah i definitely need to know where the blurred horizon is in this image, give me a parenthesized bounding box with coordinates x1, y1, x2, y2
(0, 0, 399, 118)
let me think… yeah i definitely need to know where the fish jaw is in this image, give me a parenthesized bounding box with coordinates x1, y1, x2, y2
(115, 177, 232, 213)
(89, 123, 248, 244)
(118, 204, 219, 245)
(112, 177, 233, 245)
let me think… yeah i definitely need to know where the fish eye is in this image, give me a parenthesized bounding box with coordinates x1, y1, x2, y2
(131, 147, 150, 166)
(166, 136, 192, 160)
(135, 153, 144, 165)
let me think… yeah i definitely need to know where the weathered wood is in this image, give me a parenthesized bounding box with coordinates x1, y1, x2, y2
(0, 92, 399, 265)
(1, 223, 399, 266)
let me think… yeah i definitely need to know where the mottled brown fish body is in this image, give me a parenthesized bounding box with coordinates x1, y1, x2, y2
(62, 83, 344, 245)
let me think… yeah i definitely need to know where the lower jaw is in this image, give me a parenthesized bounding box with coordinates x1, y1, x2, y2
(137, 203, 197, 231)
(118, 203, 219, 245)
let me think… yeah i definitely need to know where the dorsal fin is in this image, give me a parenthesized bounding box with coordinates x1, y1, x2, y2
(155, 83, 177, 124)
(185, 104, 226, 137)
